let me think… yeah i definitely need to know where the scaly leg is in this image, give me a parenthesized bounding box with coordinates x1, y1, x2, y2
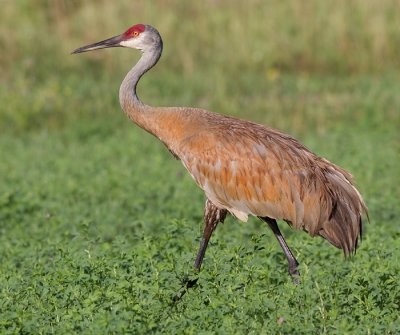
(261, 217, 300, 284)
(173, 199, 227, 302)
(194, 199, 228, 270)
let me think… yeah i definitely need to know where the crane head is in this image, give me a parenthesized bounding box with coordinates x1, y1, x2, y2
(72, 24, 162, 54)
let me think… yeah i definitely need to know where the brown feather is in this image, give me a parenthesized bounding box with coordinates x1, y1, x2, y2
(139, 108, 367, 255)
(127, 106, 368, 255)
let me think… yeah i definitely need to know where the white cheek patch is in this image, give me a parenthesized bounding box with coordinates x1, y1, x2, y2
(120, 36, 144, 49)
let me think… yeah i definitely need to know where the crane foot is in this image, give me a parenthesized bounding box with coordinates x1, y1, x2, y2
(289, 264, 300, 285)
(172, 277, 199, 303)
(291, 273, 300, 285)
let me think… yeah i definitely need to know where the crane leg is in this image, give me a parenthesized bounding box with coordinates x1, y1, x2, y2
(261, 217, 300, 284)
(194, 199, 228, 271)
(173, 199, 227, 303)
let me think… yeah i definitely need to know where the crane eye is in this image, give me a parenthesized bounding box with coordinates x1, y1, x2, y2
(132, 31, 140, 37)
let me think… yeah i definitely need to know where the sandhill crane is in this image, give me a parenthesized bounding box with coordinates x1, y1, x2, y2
(72, 24, 368, 286)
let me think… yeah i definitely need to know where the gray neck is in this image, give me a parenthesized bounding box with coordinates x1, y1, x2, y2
(119, 45, 162, 112)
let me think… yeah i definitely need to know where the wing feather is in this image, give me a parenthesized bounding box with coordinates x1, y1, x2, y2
(175, 113, 367, 254)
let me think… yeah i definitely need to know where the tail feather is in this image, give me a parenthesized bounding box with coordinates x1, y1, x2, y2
(318, 165, 368, 255)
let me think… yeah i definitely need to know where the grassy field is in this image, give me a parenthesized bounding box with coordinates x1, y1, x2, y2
(1, 1, 399, 334)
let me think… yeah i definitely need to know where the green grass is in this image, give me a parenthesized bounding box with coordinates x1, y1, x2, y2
(1, 1, 399, 334)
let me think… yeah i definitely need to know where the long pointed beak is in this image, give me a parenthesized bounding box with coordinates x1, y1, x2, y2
(71, 34, 123, 54)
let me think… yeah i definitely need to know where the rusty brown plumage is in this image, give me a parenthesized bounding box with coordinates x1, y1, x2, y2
(73, 24, 368, 287)
(147, 108, 368, 256)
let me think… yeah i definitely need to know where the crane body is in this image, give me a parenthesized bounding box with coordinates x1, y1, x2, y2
(73, 24, 368, 284)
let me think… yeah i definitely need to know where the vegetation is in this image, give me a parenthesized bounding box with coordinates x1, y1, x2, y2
(0, 1, 399, 334)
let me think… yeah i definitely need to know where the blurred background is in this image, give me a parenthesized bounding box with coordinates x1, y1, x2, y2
(1, 1, 399, 332)
(1, 0, 399, 133)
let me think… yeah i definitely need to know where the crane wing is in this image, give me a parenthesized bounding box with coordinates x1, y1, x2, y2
(176, 116, 366, 254)
(178, 124, 317, 224)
